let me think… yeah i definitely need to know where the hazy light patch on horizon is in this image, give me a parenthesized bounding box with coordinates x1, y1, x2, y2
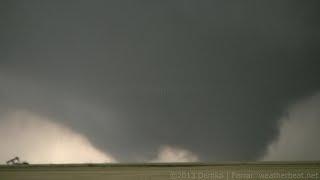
(0, 110, 116, 164)
(152, 145, 199, 162)
(262, 92, 320, 161)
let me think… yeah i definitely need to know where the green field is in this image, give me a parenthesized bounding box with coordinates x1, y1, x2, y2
(1, 162, 320, 180)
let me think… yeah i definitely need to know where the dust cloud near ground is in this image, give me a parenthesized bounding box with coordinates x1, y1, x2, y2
(0, 110, 116, 164)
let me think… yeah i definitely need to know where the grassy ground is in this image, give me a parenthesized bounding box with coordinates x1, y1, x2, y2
(1, 162, 320, 180)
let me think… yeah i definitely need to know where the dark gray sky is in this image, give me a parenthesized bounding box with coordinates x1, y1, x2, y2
(1, 0, 320, 162)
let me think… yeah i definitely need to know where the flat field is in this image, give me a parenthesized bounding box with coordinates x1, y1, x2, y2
(1, 162, 320, 180)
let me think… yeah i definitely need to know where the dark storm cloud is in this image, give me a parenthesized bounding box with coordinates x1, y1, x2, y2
(1, 0, 320, 161)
